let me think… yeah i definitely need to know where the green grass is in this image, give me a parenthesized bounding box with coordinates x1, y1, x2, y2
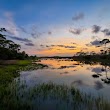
(0, 60, 48, 86)
(16, 60, 32, 66)
(0, 81, 110, 110)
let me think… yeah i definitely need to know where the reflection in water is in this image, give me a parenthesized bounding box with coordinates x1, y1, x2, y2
(90, 65, 110, 84)
(72, 80, 88, 87)
(19, 58, 110, 100)
(94, 81, 104, 90)
(60, 71, 69, 75)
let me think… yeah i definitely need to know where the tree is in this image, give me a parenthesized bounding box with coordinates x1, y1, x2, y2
(0, 28, 28, 60)
(100, 39, 110, 55)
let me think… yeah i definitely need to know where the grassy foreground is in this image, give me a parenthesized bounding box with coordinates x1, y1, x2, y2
(0, 81, 110, 110)
(0, 60, 47, 85)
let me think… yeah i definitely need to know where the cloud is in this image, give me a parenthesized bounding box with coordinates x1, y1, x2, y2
(18, 26, 28, 34)
(25, 42, 34, 46)
(69, 28, 82, 35)
(90, 39, 101, 46)
(86, 39, 101, 47)
(48, 31, 52, 35)
(92, 25, 101, 33)
(56, 45, 76, 49)
(2, 12, 19, 36)
(8, 36, 32, 42)
(64, 46, 76, 48)
(72, 13, 84, 21)
(39, 44, 76, 49)
(102, 29, 110, 36)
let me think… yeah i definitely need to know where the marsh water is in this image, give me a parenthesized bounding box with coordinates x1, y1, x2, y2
(19, 58, 110, 100)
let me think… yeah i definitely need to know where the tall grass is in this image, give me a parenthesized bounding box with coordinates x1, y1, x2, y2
(0, 80, 110, 110)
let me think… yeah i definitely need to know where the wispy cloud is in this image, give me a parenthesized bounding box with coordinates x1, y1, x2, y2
(40, 44, 76, 49)
(8, 36, 32, 42)
(25, 42, 34, 46)
(69, 28, 82, 35)
(102, 29, 110, 36)
(72, 13, 84, 21)
(1, 12, 19, 36)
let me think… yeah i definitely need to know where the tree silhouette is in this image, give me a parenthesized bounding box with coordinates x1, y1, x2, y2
(0, 28, 28, 60)
(100, 39, 110, 55)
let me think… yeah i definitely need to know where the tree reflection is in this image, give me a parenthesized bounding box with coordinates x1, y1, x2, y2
(92, 65, 110, 84)
(101, 66, 110, 84)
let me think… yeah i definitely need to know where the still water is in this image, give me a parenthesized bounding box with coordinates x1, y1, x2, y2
(20, 58, 110, 100)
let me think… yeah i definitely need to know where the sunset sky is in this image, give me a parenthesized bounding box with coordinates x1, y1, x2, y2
(0, 0, 110, 56)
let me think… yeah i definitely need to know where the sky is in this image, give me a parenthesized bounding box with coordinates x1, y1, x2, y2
(0, 0, 110, 56)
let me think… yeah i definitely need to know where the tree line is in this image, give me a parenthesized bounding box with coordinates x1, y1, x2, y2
(0, 28, 36, 60)
(76, 39, 110, 56)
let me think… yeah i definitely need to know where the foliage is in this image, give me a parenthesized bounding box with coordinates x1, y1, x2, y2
(0, 28, 29, 60)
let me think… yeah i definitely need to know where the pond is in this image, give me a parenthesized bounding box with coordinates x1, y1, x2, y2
(19, 58, 110, 100)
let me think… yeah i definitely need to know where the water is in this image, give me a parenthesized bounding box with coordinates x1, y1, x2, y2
(20, 58, 110, 100)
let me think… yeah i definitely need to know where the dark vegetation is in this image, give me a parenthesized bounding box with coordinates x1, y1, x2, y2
(73, 39, 110, 64)
(0, 28, 37, 60)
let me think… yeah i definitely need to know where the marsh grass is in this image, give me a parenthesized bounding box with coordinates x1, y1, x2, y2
(0, 60, 48, 85)
(0, 80, 110, 110)
(0, 60, 110, 110)
(0, 60, 49, 110)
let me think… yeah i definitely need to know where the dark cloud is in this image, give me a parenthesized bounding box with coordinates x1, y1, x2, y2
(39, 44, 76, 49)
(72, 13, 84, 21)
(8, 36, 32, 42)
(86, 39, 101, 47)
(64, 46, 76, 48)
(102, 29, 110, 36)
(46, 45, 50, 47)
(25, 42, 34, 46)
(69, 28, 82, 35)
(90, 39, 101, 46)
(92, 25, 101, 33)
(56, 45, 76, 49)
(56, 45, 64, 47)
